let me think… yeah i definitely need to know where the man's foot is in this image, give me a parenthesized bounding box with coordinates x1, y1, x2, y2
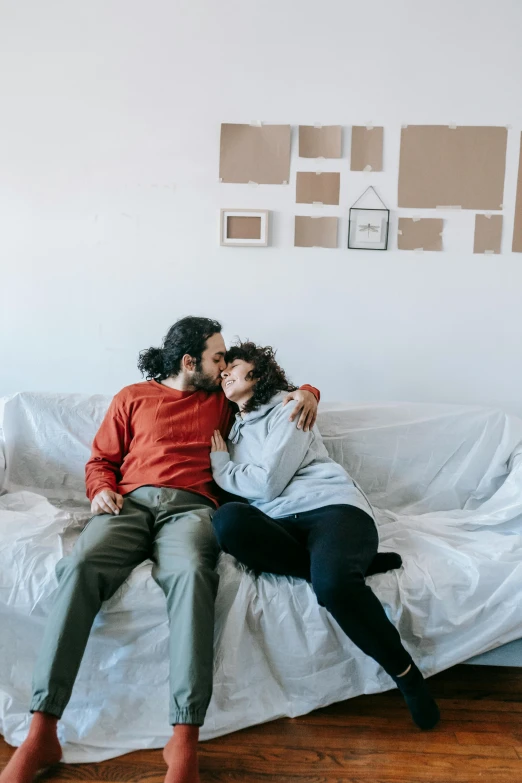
(0, 713, 62, 783)
(392, 662, 440, 730)
(163, 725, 200, 783)
(366, 552, 402, 577)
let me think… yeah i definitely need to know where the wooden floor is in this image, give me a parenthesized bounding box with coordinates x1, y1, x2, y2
(2, 664, 522, 783)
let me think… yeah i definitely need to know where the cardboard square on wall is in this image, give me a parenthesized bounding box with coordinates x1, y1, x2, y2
(294, 216, 338, 248)
(397, 218, 443, 251)
(513, 133, 522, 253)
(350, 127, 383, 171)
(296, 172, 340, 205)
(298, 126, 342, 158)
(398, 125, 507, 210)
(474, 215, 503, 254)
(219, 124, 291, 184)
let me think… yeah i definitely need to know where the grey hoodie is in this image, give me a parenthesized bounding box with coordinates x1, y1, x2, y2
(210, 392, 373, 519)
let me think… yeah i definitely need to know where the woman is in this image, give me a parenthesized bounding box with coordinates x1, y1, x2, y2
(210, 342, 440, 730)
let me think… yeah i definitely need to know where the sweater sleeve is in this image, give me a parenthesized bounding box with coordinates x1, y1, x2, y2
(298, 384, 320, 402)
(210, 403, 314, 502)
(85, 392, 132, 501)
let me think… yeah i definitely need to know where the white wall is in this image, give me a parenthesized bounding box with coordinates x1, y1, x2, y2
(1, 0, 522, 414)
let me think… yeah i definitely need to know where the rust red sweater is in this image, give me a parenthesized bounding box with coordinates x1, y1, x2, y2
(85, 380, 320, 507)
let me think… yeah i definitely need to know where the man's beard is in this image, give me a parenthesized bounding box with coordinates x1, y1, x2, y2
(192, 363, 222, 392)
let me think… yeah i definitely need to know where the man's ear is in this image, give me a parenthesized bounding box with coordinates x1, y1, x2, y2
(181, 354, 196, 371)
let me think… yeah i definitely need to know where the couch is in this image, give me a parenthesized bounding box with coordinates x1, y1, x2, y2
(1, 391, 521, 762)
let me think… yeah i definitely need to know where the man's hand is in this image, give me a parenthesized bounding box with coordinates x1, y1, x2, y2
(211, 430, 228, 453)
(283, 389, 318, 432)
(91, 489, 124, 516)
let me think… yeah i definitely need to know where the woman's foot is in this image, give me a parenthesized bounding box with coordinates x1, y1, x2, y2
(163, 725, 200, 783)
(0, 713, 62, 783)
(366, 552, 402, 577)
(393, 662, 440, 730)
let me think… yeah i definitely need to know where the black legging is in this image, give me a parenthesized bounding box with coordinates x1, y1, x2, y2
(212, 502, 412, 677)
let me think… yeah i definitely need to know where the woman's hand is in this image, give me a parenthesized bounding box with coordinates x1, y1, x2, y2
(283, 389, 318, 431)
(211, 429, 228, 453)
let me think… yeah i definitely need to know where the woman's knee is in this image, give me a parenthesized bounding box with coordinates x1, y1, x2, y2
(312, 569, 365, 609)
(212, 502, 249, 545)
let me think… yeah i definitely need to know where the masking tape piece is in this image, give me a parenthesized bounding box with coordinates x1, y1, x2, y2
(397, 229, 403, 235)
(436, 205, 462, 210)
(484, 250, 496, 255)
(401, 124, 408, 129)
(248, 180, 259, 187)
(363, 164, 372, 172)
(314, 122, 322, 129)
(448, 123, 457, 129)
(366, 122, 374, 130)
(414, 247, 424, 253)
(250, 120, 262, 127)
(312, 201, 324, 206)
(412, 216, 421, 222)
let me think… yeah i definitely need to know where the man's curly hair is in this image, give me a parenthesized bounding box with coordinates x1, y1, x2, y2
(225, 341, 297, 413)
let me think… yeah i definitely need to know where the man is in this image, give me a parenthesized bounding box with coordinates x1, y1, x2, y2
(0, 316, 319, 783)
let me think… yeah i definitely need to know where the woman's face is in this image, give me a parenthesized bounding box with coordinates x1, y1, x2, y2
(221, 359, 257, 405)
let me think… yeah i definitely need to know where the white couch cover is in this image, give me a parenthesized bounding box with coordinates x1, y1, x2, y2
(1, 392, 521, 761)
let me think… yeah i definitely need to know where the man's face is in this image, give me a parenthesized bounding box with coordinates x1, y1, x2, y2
(191, 332, 227, 392)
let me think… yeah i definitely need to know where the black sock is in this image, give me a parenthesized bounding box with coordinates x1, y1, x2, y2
(392, 662, 440, 730)
(366, 552, 402, 577)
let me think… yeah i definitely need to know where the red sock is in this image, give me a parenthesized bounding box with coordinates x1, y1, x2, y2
(163, 725, 200, 783)
(0, 713, 62, 783)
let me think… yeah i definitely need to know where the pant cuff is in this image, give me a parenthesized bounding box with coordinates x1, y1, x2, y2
(170, 708, 206, 726)
(30, 697, 66, 719)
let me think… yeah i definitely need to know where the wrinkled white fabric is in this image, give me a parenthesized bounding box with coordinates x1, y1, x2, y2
(1, 392, 521, 762)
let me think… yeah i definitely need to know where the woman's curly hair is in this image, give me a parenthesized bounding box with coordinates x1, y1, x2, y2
(225, 341, 297, 413)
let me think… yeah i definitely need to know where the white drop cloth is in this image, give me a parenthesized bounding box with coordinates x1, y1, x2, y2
(1, 392, 521, 761)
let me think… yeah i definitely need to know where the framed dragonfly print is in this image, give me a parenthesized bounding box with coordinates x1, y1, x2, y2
(348, 187, 389, 250)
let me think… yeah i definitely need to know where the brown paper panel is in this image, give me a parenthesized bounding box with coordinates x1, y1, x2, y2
(219, 124, 291, 184)
(227, 216, 261, 240)
(474, 215, 503, 254)
(398, 125, 507, 209)
(398, 218, 443, 251)
(299, 126, 342, 158)
(296, 172, 340, 205)
(513, 134, 522, 252)
(294, 216, 338, 248)
(350, 127, 383, 171)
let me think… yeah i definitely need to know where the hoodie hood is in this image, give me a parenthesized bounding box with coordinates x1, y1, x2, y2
(228, 391, 287, 444)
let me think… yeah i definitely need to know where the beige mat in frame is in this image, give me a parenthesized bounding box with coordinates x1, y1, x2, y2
(398, 218, 443, 251)
(219, 124, 291, 184)
(474, 215, 503, 254)
(294, 216, 338, 248)
(398, 125, 507, 210)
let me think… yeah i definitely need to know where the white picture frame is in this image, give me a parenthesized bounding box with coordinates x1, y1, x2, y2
(220, 209, 269, 247)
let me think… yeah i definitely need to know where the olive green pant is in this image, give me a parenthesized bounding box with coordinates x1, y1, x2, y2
(31, 487, 219, 726)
